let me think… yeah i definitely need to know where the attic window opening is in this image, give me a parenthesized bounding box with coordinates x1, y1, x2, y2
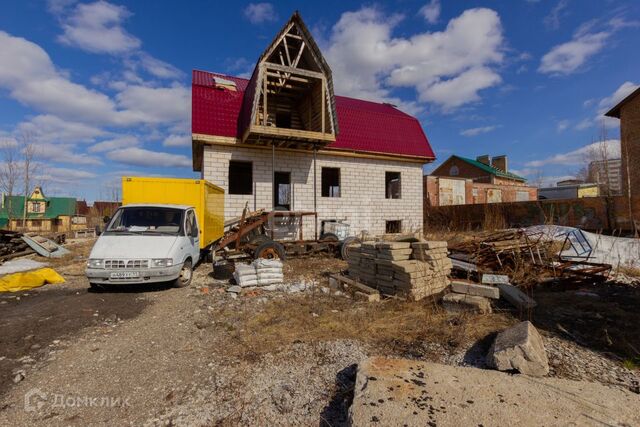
(449, 165, 459, 176)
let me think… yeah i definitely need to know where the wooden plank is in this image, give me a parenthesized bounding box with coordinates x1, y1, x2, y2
(330, 274, 380, 299)
(266, 63, 324, 79)
(321, 79, 325, 134)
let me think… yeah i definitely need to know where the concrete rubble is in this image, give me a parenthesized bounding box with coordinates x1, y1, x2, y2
(349, 357, 640, 427)
(450, 280, 500, 299)
(487, 321, 549, 377)
(442, 292, 492, 314)
(347, 240, 452, 300)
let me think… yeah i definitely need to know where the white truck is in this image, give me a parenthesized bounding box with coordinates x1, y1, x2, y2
(85, 177, 224, 289)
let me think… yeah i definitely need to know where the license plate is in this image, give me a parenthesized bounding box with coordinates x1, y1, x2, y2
(110, 271, 140, 279)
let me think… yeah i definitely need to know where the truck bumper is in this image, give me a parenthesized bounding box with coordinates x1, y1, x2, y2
(85, 264, 183, 285)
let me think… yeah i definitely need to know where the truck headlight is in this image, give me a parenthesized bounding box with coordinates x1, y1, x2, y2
(87, 259, 104, 269)
(152, 258, 173, 268)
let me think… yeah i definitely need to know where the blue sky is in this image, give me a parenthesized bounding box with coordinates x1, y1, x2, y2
(0, 0, 638, 201)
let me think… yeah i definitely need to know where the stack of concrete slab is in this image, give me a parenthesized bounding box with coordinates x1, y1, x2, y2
(347, 240, 453, 300)
(443, 279, 500, 313)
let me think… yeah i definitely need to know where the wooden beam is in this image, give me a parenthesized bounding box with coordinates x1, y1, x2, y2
(282, 36, 292, 66)
(321, 79, 325, 134)
(266, 63, 323, 79)
(263, 76, 268, 126)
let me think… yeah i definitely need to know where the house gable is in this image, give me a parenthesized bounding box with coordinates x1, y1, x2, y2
(239, 12, 337, 149)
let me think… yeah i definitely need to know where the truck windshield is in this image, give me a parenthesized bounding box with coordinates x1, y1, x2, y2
(105, 207, 184, 235)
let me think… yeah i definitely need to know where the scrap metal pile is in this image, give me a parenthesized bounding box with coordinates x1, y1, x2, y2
(448, 228, 612, 284)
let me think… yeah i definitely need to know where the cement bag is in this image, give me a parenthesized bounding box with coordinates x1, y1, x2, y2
(0, 268, 65, 293)
(258, 278, 284, 286)
(253, 258, 283, 269)
(255, 267, 282, 275)
(233, 264, 258, 287)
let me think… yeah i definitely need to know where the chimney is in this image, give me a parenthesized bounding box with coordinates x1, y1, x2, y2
(491, 155, 508, 172)
(476, 155, 490, 166)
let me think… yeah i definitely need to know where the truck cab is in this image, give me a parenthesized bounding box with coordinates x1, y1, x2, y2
(85, 204, 201, 288)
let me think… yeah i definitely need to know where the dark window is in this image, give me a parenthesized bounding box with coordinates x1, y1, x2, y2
(321, 167, 341, 197)
(386, 220, 402, 233)
(385, 172, 401, 199)
(276, 111, 292, 128)
(229, 161, 253, 195)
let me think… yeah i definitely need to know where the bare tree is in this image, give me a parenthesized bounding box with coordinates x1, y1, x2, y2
(18, 132, 38, 230)
(579, 121, 617, 196)
(530, 169, 546, 188)
(0, 139, 20, 223)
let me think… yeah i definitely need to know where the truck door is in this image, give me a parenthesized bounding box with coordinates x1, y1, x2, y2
(185, 209, 200, 263)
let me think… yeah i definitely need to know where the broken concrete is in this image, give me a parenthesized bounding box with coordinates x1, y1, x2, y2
(497, 283, 537, 310)
(450, 280, 499, 299)
(441, 293, 492, 314)
(487, 321, 549, 377)
(349, 357, 640, 427)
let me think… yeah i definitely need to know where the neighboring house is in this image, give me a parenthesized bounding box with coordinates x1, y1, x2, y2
(425, 154, 537, 206)
(606, 87, 640, 199)
(191, 12, 435, 236)
(538, 183, 600, 200)
(0, 186, 85, 232)
(588, 158, 623, 196)
(76, 200, 90, 216)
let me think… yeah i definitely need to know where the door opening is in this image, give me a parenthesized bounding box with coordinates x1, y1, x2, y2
(273, 171, 291, 210)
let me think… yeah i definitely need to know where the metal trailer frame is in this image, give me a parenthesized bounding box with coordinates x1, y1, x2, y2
(212, 209, 342, 260)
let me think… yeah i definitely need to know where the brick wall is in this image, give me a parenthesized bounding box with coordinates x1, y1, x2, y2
(202, 145, 425, 236)
(424, 176, 537, 206)
(619, 95, 640, 198)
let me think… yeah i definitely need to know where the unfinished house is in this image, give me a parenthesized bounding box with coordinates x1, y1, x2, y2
(426, 155, 537, 206)
(192, 12, 434, 236)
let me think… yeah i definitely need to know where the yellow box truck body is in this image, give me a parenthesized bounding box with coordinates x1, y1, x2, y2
(121, 177, 224, 249)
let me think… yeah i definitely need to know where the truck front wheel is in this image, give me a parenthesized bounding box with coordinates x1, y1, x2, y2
(174, 259, 193, 288)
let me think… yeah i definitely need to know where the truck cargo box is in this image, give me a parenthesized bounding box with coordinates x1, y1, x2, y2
(122, 177, 224, 249)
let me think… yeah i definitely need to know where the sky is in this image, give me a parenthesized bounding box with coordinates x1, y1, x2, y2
(0, 0, 638, 201)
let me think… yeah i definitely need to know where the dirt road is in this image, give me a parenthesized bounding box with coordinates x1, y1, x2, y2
(0, 240, 638, 425)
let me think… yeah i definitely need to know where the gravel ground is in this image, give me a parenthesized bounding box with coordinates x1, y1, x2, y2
(0, 241, 638, 426)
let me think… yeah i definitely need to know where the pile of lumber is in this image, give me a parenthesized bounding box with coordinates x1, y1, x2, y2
(347, 241, 452, 301)
(0, 230, 33, 261)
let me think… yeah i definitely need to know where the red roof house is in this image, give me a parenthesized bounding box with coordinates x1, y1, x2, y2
(191, 12, 435, 235)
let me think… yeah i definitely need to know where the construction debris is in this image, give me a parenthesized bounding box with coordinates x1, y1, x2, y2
(450, 280, 500, 299)
(346, 240, 452, 300)
(21, 234, 70, 258)
(0, 230, 34, 261)
(487, 321, 549, 377)
(497, 283, 537, 310)
(442, 292, 492, 314)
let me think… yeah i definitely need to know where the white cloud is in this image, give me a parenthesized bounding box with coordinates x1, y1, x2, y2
(525, 139, 620, 167)
(543, 0, 569, 30)
(244, 3, 277, 24)
(0, 31, 124, 124)
(460, 125, 499, 137)
(419, 0, 441, 24)
(574, 118, 593, 130)
(16, 114, 106, 143)
(325, 7, 505, 111)
(38, 143, 102, 166)
(136, 53, 182, 79)
(89, 135, 139, 152)
(539, 31, 609, 75)
(57, 0, 141, 54)
(556, 119, 570, 132)
(107, 147, 191, 168)
(39, 167, 97, 183)
(598, 81, 639, 113)
(162, 134, 191, 147)
(115, 84, 190, 125)
(539, 17, 635, 75)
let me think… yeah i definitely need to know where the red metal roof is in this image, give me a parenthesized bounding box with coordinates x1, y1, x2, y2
(192, 70, 435, 159)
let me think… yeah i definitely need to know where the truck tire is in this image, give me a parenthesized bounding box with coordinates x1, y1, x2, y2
(254, 241, 286, 260)
(249, 234, 271, 246)
(340, 236, 361, 260)
(174, 259, 193, 288)
(319, 232, 339, 242)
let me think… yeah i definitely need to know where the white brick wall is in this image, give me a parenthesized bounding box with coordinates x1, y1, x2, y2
(202, 144, 424, 237)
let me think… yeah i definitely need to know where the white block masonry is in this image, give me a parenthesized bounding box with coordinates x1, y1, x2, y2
(201, 144, 425, 237)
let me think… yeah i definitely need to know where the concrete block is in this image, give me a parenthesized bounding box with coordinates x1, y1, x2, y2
(487, 321, 549, 377)
(451, 281, 500, 299)
(497, 283, 537, 310)
(442, 293, 492, 314)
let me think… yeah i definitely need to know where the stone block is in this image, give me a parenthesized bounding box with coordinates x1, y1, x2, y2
(442, 293, 492, 314)
(487, 321, 549, 377)
(451, 281, 500, 299)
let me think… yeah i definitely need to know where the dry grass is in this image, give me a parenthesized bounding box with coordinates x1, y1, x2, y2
(216, 293, 514, 361)
(617, 265, 640, 278)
